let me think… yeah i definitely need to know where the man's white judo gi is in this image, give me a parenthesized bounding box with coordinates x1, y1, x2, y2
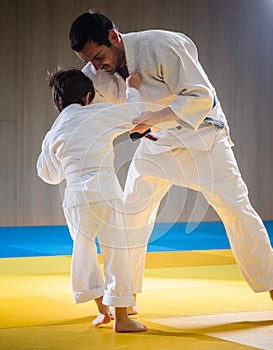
(37, 87, 144, 306)
(82, 29, 273, 293)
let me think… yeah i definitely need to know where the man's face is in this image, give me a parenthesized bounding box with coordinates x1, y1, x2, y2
(76, 38, 124, 75)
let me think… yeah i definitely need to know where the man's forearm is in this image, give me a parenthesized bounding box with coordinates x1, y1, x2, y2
(157, 107, 181, 123)
(130, 107, 180, 133)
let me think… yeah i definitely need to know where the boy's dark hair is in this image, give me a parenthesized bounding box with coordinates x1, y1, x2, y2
(49, 68, 95, 111)
(69, 11, 117, 52)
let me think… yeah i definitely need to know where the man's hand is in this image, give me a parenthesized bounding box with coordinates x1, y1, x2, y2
(130, 107, 180, 134)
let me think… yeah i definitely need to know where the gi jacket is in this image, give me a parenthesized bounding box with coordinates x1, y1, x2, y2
(83, 30, 230, 153)
(37, 88, 144, 208)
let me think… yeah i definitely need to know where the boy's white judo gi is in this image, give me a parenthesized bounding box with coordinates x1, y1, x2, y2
(37, 87, 144, 306)
(82, 29, 273, 293)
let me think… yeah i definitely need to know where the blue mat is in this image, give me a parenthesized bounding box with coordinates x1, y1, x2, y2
(0, 221, 273, 258)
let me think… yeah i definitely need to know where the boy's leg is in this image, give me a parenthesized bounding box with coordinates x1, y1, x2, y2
(71, 231, 105, 303)
(64, 205, 105, 304)
(65, 203, 147, 331)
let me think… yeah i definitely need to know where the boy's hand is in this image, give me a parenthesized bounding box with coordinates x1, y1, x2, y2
(126, 72, 142, 90)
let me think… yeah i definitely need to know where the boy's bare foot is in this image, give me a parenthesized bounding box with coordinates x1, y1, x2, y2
(269, 290, 273, 300)
(114, 307, 147, 333)
(110, 305, 139, 316)
(92, 295, 114, 326)
(126, 294, 138, 315)
(92, 311, 113, 326)
(127, 305, 138, 315)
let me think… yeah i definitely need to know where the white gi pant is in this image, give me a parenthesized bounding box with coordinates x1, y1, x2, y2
(64, 199, 141, 306)
(124, 128, 273, 293)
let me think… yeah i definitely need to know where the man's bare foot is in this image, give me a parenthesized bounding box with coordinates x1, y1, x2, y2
(114, 307, 147, 333)
(92, 311, 113, 326)
(114, 317, 147, 333)
(269, 290, 273, 300)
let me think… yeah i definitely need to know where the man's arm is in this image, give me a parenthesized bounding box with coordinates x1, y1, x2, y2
(130, 107, 180, 134)
(132, 36, 214, 133)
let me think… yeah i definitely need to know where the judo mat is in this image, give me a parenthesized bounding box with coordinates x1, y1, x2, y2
(3, 221, 273, 258)
(1, 223, 273, 349)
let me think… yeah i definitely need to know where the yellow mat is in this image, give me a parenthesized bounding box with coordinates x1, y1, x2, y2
(0, 250, 272, 349)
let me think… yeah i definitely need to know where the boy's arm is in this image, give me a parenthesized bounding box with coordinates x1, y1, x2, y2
(125, 72, 143, 106)
(125, 73, 151, 140)
(37, 133, 65, 185)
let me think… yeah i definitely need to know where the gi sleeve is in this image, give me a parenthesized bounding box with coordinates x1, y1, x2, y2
(37, 133, 65, 185)
(100, 86, 145, 141)
(163, 43, 214, 130)
(119, 87, 145, 128)
(82, 62, 109, 103)
(126, 87, 143, 107)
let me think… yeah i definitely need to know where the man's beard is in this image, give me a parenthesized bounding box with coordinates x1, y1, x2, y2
(111, 45, 125, 73)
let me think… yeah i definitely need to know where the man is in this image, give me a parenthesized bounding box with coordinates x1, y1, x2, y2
(69, 11, 273, 300)
(37, 68, 147, 332)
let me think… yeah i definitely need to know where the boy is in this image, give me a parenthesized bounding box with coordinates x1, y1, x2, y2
(37, 69, 147, 332)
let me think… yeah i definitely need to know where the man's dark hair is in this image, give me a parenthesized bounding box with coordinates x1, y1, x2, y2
(49, 68, 95, 111)
(69, 11, 117, 52)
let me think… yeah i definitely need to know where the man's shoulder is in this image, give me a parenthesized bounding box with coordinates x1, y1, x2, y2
(123, 29, 190, 45)
(122, 30, 194, 59)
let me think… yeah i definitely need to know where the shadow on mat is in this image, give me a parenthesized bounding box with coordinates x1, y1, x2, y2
(190, 319, 273, 333)
(145, 318, 273, 334)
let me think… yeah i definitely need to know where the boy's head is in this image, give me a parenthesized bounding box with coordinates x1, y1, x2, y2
(49, 69, 95, 112)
